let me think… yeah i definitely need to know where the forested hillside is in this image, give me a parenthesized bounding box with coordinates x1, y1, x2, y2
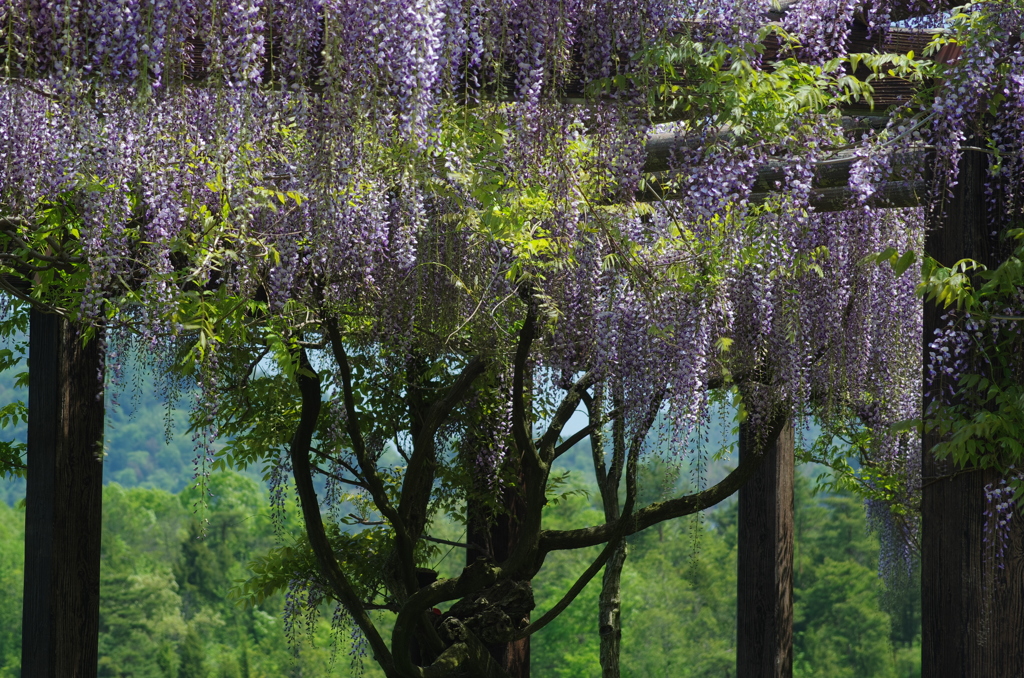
(0, 361, 920, 676)
(0, 363, 216, 506)
(0, 429, 921, 677)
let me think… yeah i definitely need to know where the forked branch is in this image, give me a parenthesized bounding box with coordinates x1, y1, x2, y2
(288, 349, 399, 677)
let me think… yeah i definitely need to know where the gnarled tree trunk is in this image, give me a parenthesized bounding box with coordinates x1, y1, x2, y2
(466, 477, 530, 677)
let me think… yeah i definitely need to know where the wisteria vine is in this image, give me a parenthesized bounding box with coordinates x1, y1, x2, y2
(2, 0, 1019, 673)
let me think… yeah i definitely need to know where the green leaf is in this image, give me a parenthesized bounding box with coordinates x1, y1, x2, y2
(892, 250, 916, 276)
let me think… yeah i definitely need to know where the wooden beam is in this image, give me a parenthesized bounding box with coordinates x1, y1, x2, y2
(641, 118, 893, 174)
(737, 417, 795, 678)
(21, 310, 104, 678)
(770, 0, 955, 24)
(640, 137, 928, 210)
(636, 167, 928, 213)
(639, 128, 930, 213)
(752, 180, 927, 212)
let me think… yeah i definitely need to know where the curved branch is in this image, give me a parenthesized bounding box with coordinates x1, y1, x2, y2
(514, 389, 658, 640)
(553, 406, 621, 459)
(414, 356, 488, 452)
(324, 317, 403, 528)
(310, 465, 368, 489)
(581, 390, 609, 488)
(537, 369, 601, 462)
(288, 349, 399, 678)
(514, 525, 627, 641)
(511, 301, 537, 460)
(399, 355, 488, 576)
(324, 317, 422, 600)
(538, 415, 786, 555)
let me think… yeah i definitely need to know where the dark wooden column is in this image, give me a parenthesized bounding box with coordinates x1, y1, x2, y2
(21, 310, 105, 678)
(737, 418, 794, 678)
(922, 149, 1024, 676)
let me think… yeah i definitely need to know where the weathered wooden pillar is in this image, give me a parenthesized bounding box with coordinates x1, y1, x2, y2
(921, 148, 1024, 676)
(21, 310, 105, 678)
(737, 417, 794, 678)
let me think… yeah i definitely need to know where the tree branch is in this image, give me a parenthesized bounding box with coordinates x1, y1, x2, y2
(514, 388, 659, 640)
(324, 317, 403, 529)
(538, 415, 787, 555)
(511, 300, 538, 460)
(538, 369, 601, 463)
(311, 465, 368, 489)
(324, 317, 424, 602)
(311, 448, 367, 484)
(582, 390, 610, 490)
(420, 535, 486, 552)
(514, 529, 627, 641)
(397, 355, 488, 598)
(414, 356, 488, 452)
(288, 349, 399, 678)
(553, 406, 621, 459)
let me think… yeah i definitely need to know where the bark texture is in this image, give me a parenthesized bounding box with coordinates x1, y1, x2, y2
(598, 541, 626, 678)
(595, 403, 627, 678)
(736, 417, 794, 678)
(921, 148, 1024, 677)
(467, 482, 530, 677)
(21, 311, 105, 678)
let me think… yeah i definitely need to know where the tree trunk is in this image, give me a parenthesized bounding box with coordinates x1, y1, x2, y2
(466, 481, 530, 677)
(21, 310, 105, 678)
(592, 389, 627, 678)
(736, 417, 794, 678)
(598, 540, 626, 678)
(921, 148, 1024, 676)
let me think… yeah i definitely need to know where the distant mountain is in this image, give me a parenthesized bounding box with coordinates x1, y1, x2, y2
(0, 361, 209, 505)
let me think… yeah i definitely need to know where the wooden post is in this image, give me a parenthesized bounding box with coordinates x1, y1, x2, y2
(737, 417, 794, 678)
(921, 149, 1024, 676)
(21, 310, 105, 678)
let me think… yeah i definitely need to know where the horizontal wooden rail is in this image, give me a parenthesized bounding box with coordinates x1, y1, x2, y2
(636, 141, 928, 212)
(642, 117, 893, 173)
(770, 0, 954, 24)
(633, 178, 926, 212)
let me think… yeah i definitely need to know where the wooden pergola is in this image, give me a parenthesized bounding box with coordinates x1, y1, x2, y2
(8, 5, 1023, 677)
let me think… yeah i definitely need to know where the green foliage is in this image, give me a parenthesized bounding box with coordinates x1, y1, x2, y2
(178, 626, 208, 678)
(918, 229, 1024, 502)
(795, 559, 895, 678)
(797, 423, 917, 524)
(0, 454, 917, 677)
(98, 570, 187, 678)
(10, 474, 381, 678)
(0, 500, 23, 678)
(0, 359, 207, 503)
(792, 474, 910, 678)
(625, 24, 927, 141)
(527, 464, 918, 677)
